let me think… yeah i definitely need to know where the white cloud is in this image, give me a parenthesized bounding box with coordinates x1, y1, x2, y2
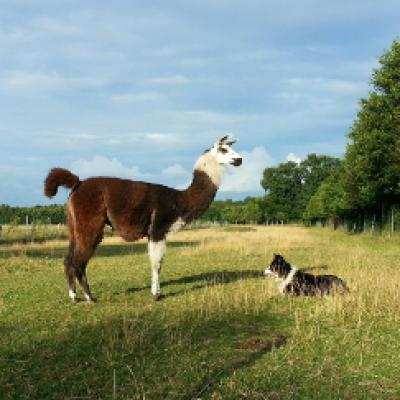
(145, 133, 179, 144)
(31, 16, 81, 37)
(220, 146, 273, 193)
(72, 155, 147, 179)
(162, 163, 189, 177)
(1, 70, 65, 92)
(181, 110, 260, 125)
(286, 152, 302, 164)
(110, 91, 163, 103)
(287, 77, 366, 96)
(0, 70, 109, 95)
(72, 133, 97, 140)
(107, 139, 123, 145)
(144, 75, 190, 85)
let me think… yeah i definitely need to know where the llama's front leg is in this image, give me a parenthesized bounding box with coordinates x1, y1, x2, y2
(148, 239, 166, 300)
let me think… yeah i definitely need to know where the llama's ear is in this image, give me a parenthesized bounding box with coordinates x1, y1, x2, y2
(216, 133, 237, 146)
(225, 137, 237, 146)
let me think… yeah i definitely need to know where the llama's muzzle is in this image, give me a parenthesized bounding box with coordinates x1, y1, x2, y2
(231, 157, 242, 166)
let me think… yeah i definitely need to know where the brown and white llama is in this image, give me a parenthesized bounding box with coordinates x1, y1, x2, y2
(44, 135, 242, 302)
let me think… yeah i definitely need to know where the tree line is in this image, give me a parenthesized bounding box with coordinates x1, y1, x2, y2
(0, 204, 66, 225)
(199, 153, 341, 225)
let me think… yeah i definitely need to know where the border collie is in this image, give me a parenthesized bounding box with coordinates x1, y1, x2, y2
(264, 254, 349, 296)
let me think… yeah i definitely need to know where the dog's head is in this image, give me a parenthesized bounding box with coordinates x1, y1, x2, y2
(264, 254, 292, 279)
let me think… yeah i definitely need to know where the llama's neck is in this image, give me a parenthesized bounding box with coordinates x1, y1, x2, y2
(193, 151, 224, 187)
(181, 154, 223, 221)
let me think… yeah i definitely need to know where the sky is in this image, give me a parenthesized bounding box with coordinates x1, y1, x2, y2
(1, 0, 400, 206)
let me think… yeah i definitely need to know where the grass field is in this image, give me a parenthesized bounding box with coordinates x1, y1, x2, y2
(1, 225, 400, 399)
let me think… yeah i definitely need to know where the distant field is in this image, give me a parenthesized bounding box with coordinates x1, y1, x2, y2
(1, 226, 399, 399)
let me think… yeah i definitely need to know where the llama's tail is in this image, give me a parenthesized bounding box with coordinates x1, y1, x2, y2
(44, 168, 80, 198)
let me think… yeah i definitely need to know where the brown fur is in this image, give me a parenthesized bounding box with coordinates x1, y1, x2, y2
(44, 168, 218, 301)
(44, 168, 80, 197)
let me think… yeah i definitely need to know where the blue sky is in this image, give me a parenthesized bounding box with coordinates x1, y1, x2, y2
(1, 0, 399, 206)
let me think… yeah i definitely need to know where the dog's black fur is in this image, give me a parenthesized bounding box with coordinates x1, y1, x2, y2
(264, 254, 349, 296)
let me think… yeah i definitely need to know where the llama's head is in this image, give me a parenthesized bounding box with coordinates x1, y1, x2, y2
(210, 134, 242, 167)
(194, 134, 242, 187)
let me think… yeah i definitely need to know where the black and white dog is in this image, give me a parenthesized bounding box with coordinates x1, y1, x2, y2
(264, 254, 349, 296)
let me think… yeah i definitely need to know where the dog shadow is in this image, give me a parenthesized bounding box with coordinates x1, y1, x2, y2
(126, 269, 263, 297)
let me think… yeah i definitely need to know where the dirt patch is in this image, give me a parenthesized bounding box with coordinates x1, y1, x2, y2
(239, 335, 287, 352)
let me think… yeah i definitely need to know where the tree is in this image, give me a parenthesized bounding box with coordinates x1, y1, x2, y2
(261, 154, 340, 221)
(343, 40, 400, 215)
(298, 154, 341, 211)
(242, 198, 262, 223)
(0, 204, 66, 224)
(261, 161, 303, 220)
(304, 168, 349, 226)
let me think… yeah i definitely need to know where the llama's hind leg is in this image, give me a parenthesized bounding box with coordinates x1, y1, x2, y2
(75, 262, 96, 303)
(72, 228, 104, 303)
(64, 242, 78, 302)
(64, 246, 94, 302)
(148, 239, 166, 300)
(73, 233, 103, 303)
(65, 264, 77, 301)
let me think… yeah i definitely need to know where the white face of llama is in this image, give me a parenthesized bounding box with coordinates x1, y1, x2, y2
(210, 135, 242, 166)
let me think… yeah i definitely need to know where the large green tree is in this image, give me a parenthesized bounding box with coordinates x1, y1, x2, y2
(261, 161, 303, 220)
(261, 154, 340, 221)
(304, 167, 349, 224)
(299, 154, 342, 211)
(343, 39, 400, 213)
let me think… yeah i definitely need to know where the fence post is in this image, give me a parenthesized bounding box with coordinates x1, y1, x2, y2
(391, 206, 395, 234)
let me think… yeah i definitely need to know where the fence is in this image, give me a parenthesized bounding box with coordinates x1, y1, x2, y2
(307, 205, 400, 233)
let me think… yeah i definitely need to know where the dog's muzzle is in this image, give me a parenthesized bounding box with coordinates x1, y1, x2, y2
(264, 267, 273, 277)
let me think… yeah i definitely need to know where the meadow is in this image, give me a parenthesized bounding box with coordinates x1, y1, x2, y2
(0, 225, 399, 399)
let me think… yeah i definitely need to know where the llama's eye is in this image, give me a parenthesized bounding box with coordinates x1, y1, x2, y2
(219, 147, 228, 154)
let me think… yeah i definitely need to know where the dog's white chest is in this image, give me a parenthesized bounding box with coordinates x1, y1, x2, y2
(279, 265, 298, 293)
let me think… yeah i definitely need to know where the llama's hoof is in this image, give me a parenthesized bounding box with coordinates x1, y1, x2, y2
(153, 293, 165, 301)
(86, 297, 97, 304)
(71, 297, 82, 303)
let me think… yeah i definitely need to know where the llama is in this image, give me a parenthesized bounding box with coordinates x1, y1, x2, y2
(44, 135, 242, 302)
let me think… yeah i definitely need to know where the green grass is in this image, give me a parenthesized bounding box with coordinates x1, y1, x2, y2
(1, 226, 400, 399)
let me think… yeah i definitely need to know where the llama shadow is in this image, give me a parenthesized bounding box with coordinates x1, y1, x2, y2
(1, 309, 289, 399)
(126, 269, 263, 296)
(0, 241, 198, 260)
